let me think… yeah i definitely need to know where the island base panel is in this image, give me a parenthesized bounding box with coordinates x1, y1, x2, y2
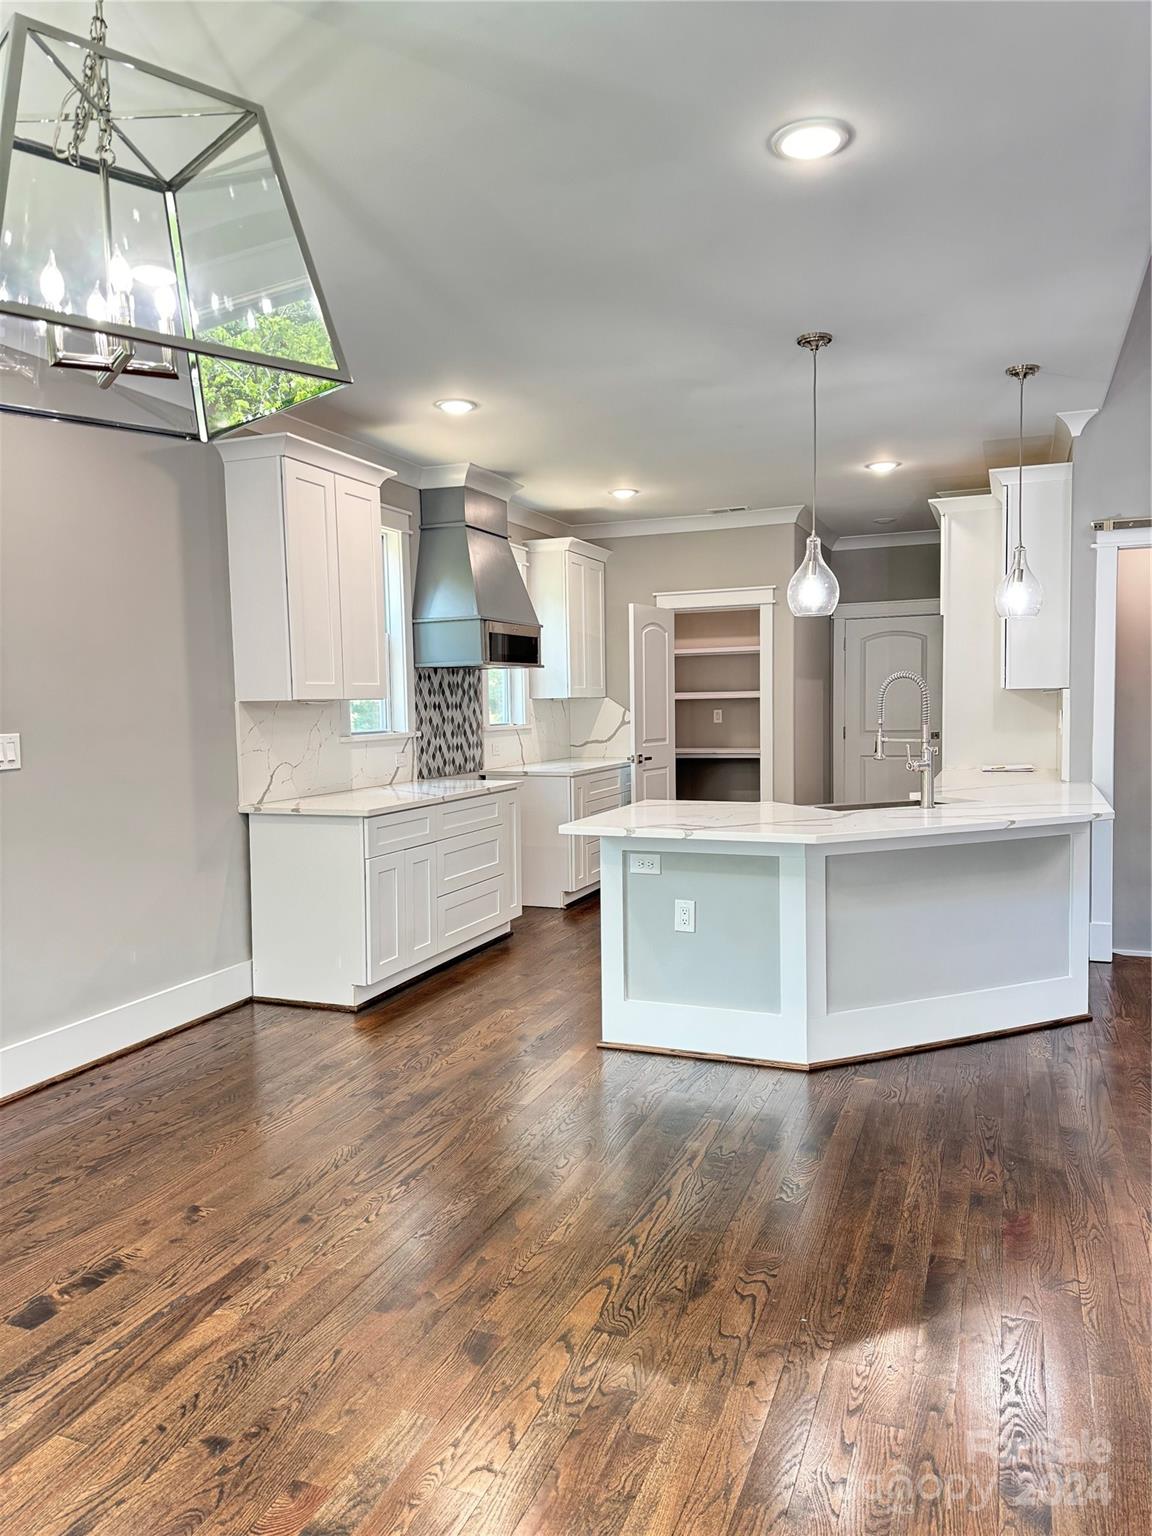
(597, 823, 1091, 1067)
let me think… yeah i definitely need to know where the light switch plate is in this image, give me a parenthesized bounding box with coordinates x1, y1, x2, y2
(713, 709, 723, 724)
(674, 898, 695, 933)
(629, 852, 660, 875)
(0, 733, 20, 771)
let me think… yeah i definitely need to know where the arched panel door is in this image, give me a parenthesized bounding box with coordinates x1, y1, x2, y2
(837, 615, 943, 802)
(628, 605, 675, 802)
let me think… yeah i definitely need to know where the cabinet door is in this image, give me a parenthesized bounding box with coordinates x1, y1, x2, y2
(335, 476, 389, 700)
(283, 460, 343, 699)
(579, 557, 606, 697)
(565, 554, 587, 696)
(1001, 478, 1071, 690)
(366, 851, 405, 982)
(405, 844, 437, 968)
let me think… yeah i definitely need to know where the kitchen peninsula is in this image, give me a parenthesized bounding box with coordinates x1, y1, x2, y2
(562, 782, 1112, 1068)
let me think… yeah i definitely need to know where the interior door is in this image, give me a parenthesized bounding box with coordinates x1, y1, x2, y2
(837, 614, 943, 802)
(628, 604, 675, 802)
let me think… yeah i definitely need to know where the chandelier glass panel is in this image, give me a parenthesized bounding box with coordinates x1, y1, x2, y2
(0, 9, 350, 439)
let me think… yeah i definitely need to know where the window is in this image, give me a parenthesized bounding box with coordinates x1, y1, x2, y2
(485, 666, 529, 729)
(346, 518, 413, 737)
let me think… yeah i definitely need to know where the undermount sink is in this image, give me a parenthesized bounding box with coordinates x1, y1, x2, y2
(814, 799, 952, 812)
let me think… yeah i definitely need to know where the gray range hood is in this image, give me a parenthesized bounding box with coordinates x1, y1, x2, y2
(413, 464, 541, 668)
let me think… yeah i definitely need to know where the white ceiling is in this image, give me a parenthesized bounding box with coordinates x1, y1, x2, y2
(7, 1, 1150, 532)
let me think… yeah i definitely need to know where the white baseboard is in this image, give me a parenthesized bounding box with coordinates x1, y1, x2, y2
(0, 961, 253, 1099)
(1089, 920, 1113, 963)
(1113, 947, 1152, 958)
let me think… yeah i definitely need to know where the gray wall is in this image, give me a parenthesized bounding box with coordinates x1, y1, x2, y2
(1068, 263, 1150, 952)
(1069, 264, 1150, 778)
(589, 522, 828, 803)
(830, 541, 940, 603)
(1114, 548, 1151, 953)
(0, 417, 251, 1054)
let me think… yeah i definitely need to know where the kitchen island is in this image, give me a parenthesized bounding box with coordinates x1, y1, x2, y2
(560, 783, 1112, 1068)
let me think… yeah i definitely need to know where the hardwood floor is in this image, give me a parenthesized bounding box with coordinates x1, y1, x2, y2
(0, 902, 1147, 1536)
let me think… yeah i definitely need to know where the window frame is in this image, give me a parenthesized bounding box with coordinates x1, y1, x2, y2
(342, 506, 416, 743)
(484, 664, 530, 732)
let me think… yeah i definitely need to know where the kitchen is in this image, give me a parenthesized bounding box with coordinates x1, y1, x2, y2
(0, 3, 1147, 1533)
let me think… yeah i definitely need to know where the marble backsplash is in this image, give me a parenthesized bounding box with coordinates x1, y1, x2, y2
(568, 696, 630, 759)
(236, 701, 415, 806)
(483, 697, 571, 771)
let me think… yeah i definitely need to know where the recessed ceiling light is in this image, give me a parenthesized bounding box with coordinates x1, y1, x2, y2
(865, 460, 902, 474)
(609, 488, 640, 500)
(434, 398, 478, 415)
(770, 118, 853, 161)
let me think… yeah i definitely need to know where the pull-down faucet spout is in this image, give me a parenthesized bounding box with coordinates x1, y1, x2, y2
(873, 671, 937, 808)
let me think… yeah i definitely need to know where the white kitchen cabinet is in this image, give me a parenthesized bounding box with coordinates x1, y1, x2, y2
(499, 761, 629, 906)
(528, 538, 609, 699)
(367, 842, 438, 984)
(989, 463, 1072, 691)
(217, 433, 396, 702)
(248, 785, 522, 1007)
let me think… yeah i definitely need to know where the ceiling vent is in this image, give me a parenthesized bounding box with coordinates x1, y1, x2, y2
(706, 505, 750, 515)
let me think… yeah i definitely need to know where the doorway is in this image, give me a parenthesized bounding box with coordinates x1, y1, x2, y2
(832, 601, 943, 804)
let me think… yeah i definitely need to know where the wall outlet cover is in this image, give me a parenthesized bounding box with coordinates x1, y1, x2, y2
(629, 852, 661, 875)
(674, 898, 696, 933)
(0, 733, 20, 771)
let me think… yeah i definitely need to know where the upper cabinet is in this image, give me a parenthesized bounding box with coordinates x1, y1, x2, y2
(989, 463, 1072, 691)
(528, 538, 609, 699)
(217, 434, 396, 702)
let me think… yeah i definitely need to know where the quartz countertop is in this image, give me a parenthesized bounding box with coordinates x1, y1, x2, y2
(559, 781, 1112, 847)
(490, 758, 630, 777)
(241, 777, 521, 818)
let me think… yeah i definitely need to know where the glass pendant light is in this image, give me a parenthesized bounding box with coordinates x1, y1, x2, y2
(995, 363, 1044, 618)
(0, 3, 349, 439)
(787, 332, 840, 617)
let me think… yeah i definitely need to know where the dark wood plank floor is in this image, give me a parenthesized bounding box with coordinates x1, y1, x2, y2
(0, 903, 1147, 1536)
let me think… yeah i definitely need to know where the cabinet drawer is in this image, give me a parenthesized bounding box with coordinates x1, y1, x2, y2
(437, 876, 505, 950)
(366, 807, 437, 858)
(436, 825, 506, 897)
(573, 772, 623, 819)
(439, 794, 504, 837)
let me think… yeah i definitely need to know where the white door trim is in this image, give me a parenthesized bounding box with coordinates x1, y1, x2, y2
(1090, 525, 1152, 960)
(834, 599, 940, 620)
(652, 587, 775, 799)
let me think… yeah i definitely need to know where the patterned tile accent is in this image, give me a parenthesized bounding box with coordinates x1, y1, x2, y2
(416, 668, 485, 778)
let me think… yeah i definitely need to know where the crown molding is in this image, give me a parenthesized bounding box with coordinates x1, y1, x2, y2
(831, 529, 940, 552)
(418, 462, 524, 501)
(214, 432, 396, 487)
(240, 418, 420, 485)
(928, 491, 999, 525)
(573, 504, 807, 541)
(507, 503, 578, 537)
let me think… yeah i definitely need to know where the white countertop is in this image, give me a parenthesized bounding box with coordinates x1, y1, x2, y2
(241, 777, 520, 818)
(492, 757, 630, 777)
(560, 781, 1112, 846)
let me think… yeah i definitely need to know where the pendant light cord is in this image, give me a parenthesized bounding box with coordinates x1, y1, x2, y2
(811, 344, 818, 538)
(1017, 364, 1024, 548)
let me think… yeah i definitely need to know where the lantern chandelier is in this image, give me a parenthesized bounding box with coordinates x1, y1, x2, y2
(0, 3, 349, 439)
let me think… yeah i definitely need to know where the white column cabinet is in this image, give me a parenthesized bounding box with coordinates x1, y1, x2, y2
(218, 433, 397, 702)
(528, 538, 609, 699)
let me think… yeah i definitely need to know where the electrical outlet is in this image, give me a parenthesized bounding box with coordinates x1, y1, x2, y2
(674, 898, 695, 933)
(629, 852, 661, 875)
(0, 733, 20, 771)
(713, 709, 723, 724)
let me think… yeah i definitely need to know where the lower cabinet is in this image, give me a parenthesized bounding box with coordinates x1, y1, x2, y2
(507, 765, 629, 907)
(248, 788, 521, 1007)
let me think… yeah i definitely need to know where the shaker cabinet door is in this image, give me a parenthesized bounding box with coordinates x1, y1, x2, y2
(366, 851, 405, 983)
(283, 461, 343, 699)
(335, 475, 389, 700)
